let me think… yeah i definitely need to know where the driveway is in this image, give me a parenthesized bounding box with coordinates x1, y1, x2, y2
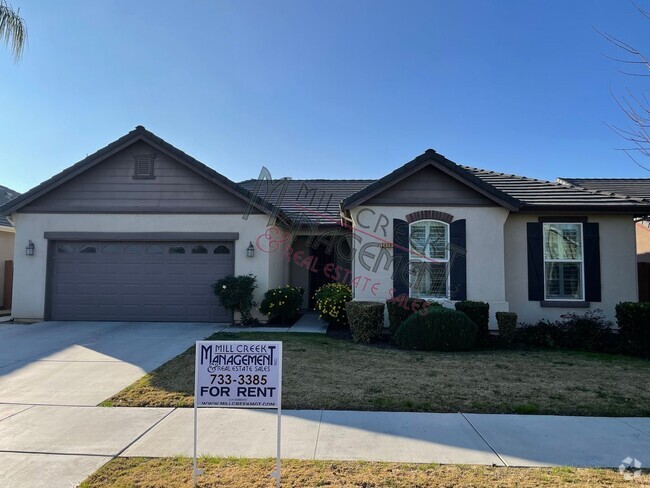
(0, 321, 224, 406)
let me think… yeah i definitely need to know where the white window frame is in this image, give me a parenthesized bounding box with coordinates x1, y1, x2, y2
(542, 222, 585, 301)
(408, 219, 450, 300)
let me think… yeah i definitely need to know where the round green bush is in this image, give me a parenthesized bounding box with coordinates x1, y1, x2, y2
(313, 283, 352, 327)
(259, 285, 304, 324)
(394, 308, 477, 351)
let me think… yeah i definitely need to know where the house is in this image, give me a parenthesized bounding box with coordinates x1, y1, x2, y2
(0, 185, 19, 311)
(2, 126, 649, 325)
(557, 178, 650, 300)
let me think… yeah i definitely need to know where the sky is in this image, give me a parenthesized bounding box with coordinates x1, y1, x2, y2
(2, 0, 650, 193)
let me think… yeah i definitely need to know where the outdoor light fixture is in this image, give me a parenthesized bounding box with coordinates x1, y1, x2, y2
(246, 241, 255, 257)
(26, 240, 35, 256)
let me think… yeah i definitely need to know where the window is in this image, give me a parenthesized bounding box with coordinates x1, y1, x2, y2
(133, 154, 155, 178)
(191, 245, 208, 254)
(57, 245, 74, 254)
(169, 246, 186, 254)
(80, 245, 96, 254)
(102, 244, 120, 254)
(125, 245, 142, 254)
(146, 245, 163, 254)
(543, 223, 583, 300)
(409, 220, 449, 298)
(214, 245, 230, 254)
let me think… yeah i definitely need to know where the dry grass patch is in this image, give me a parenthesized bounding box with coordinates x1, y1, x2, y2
(80, 457, 650, 488)
(102, 333, 650, 416)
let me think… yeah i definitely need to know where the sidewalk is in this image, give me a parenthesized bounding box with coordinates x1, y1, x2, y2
(0, 405, 649, 487)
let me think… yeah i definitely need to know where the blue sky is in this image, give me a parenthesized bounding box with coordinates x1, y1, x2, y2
(1, 0, 650, 193)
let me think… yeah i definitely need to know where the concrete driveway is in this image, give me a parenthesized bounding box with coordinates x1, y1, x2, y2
(0, 321, 223, 406)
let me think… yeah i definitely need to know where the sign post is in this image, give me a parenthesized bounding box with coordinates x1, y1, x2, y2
(193, 340, 283, 487)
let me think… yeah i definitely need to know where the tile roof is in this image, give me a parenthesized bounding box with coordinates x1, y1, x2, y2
(239, 178, 375, 226)
(557, 178, 650, 201)
(0, 185, 19, 228)
(462, 167, 650, 210)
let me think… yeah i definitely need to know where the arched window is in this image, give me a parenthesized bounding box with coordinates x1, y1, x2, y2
(191, 245, 208, 254)
(169, 246, 186, 254)
(214, 245, 230, 254)
(146, 245, 163, 254)
(57, 244, 74, 254)
(80, 245, 96, 254)
(125, 245, 143, 255)
(409, 220, 449, 298)
(102, 244, 120, 254)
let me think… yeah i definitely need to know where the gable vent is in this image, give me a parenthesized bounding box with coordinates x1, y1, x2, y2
(133, 154, 156, 179)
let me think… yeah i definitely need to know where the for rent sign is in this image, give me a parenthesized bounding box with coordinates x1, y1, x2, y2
(193, 340, 284, 487)
(195, 341, 282, 408)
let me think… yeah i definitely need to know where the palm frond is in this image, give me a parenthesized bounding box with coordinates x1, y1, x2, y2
(0, 0, 27, 61)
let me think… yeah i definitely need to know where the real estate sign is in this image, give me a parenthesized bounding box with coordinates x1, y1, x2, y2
(194, 340, 282, 408)
(193, 340, 283, 487)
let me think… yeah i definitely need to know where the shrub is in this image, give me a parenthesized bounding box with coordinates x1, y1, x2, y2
(346, 301, 385, 343)
(394, 308, 477, 351)
(455, 301, 490, 344)
(561, 309, 612, 352)
(259, 285, 304, 324)
(616, 302, 650, 357)
(496, 312, 517, 347)
(313, 283, 352, 327)
(212, 274, 258, 325)
(516, 321, 565, 349)
(517, 310, 614, 353)
(386, 294, 442, 336)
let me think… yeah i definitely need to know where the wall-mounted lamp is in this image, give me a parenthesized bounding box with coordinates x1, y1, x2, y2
(26, 240, 35, 256)
(246, 241, 255, 258)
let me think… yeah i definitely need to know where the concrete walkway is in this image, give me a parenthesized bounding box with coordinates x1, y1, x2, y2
(223, 311, 328, 334)
(1, 405, 649, 487)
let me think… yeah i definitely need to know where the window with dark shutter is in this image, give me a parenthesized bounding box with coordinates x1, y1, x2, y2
(133, 154, 156, 179)
(449, 219, 467, 300)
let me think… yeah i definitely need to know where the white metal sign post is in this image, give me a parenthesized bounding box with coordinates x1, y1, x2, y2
(193, 340, 283, 487)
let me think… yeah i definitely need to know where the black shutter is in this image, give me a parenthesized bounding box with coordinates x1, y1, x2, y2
(583, 222, 601, 302)
(527, 222, 544, 301)
(449, 219, 467, 300)
(393, 219, 409, 296)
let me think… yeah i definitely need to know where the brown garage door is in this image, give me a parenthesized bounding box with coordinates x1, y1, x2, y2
(49, 241, 234, 322)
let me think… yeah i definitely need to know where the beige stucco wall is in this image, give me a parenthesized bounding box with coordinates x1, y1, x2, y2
(504, 213, 638, 324)
(636, 222, 650, 263)
(350, 205, 511, 327)
(0, 227, 15, 308)
(10, 212, 275, 321)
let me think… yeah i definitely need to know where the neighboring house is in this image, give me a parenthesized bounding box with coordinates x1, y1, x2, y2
(2, 126, 649, 325)
(557, 178, 650, 300)
(0, 185, 20, 310)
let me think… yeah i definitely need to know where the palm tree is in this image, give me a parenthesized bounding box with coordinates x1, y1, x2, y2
(0, 0, 27, 61)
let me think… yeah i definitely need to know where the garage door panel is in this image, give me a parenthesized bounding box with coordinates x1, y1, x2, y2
(49, 240, 234, 322)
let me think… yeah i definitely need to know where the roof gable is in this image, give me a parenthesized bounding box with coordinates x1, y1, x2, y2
(0, 126, 288, 222)
(342, 150, 522, 211)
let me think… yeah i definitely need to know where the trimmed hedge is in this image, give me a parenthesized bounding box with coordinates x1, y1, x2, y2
(346, 301, 385, 343)
(616, 302, 650, 357)
(386, 294, 442, 336)
(394, 308, 477, 351)
(496, 311, 517, 347)
(517, 310, 614, 352)
(455, 301, 490, 344)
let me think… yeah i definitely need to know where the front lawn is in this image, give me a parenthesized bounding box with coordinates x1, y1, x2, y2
(80, 457, 648, 488)
(102, 333, 650, 416)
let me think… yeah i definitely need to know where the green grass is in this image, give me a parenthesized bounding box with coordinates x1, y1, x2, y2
(102, 332, 650, 416)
